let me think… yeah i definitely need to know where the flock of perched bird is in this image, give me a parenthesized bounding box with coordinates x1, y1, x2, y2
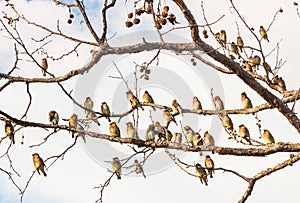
(3, 88, 277, 184)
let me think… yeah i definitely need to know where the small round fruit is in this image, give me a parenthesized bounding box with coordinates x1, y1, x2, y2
(70, 14, 74, 18)
(133, 18, 140, 24)
(128, 12, 133, 19)
(67, 19, 72, 24)
(125, 20, 133, 28)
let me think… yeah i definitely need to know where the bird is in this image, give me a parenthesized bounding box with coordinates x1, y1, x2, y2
(220, 30, 227, 47)
(126, 90, 144, 111)
(48, 110, 59, 125)
(205, 155, 215, 178)
(237, 36, 244, 52)
(262, 62, 273, 77)
(259, 25, 269, 42)
(222, 112, 233, 131)
(133, 159, 146, 178)
(143, 91, 156, 111)
(195, 163, 208, 186)
(213, 96, 224, 111)
(86, 110, 100, 126)
(230, 42, 238, 54)
(154, 121, 164, 134)
(74, 123, 86, 143)
(112, 157, 122, 179)
(145, 124, 156, 141)
(272, 75, 286, 91)
(101, 102, 111, 122)
(203, 131, 215, 147)
(243, 61, 253, 72)
(248, 55, 261, 68)
(172, 99, 183, 116)
(84, 97, 93, 115)
(241, 92, 253, 109)
(192, 96, 202, 111)
(48, 110, 59, 132)
(40, 58, 48, 77)
(193, 132, 203, 147)
(69, 113, 78, 138)
(163, 127, 173, 141)
(239, 124, 252, 144)
(263, 129, 275, 144)
(126, 122, 138, 139)
(32, 153, 47, 177)
(109, 122, 120, 137)
(184, 125, 194, 145)
(163, 109, 177, 128)
(5, 120, 15, 144)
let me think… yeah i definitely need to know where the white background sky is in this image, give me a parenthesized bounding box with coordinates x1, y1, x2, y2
(0, 0, 299, 203)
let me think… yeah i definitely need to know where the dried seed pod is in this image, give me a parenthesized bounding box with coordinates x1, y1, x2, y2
(133, 18, 140, 24)
(162, 10, 168, 18)
(202, 30, 207, 35)
(204, 34, 208, 39)
(70, 14, 74, 19)
(146, 4, 152, 14)
(158, 18, 167, 25)
(135, 8, 144, 16)
(155, 21, 162, 29)
(145, 69, 151, 74)
(125, 20, 133, 28)
(163, 6, 169, 12)
(67, 19, 72, 24)
(128, 12, 133, 19)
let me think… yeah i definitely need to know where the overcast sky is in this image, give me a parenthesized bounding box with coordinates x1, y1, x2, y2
(0, 0, 299, 203)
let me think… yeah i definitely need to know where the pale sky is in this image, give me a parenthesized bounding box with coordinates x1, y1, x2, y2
(0, 0, 299, 203)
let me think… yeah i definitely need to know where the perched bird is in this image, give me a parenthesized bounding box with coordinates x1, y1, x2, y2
(163, 110, 177, 128)
(272, 75, 286, 91)
(195, 163, 208, 186)
(243, 61, 253, 72)
(5, 120, 15, 144)
(84, 97, 93, 115)
(262, 62, 273, 77)
(49, 110, 59, 132)
(259, 26, 269, 42)
(69, 113, 78, 138)
(109, 122, 120, 137)
(74, 124, 86, 143)
(101, 102, 111, 122)
(172, 99, 183, 116)
(32, 153, 47, 177)
(220, 30, 227, 47)
(112, 157, 122, 179)
(230, 42, 238, 54)
(213, 96, 224, 111)
(133, 159, 146, 178)
(263, 129, 275, 144)
(239, 124, 252, 144)
(237, 36, 244, 52)
(205, 155, 215, 178)
(192, 96, 202, 111)
(222, 112, 233, 131)
(143, 91, 156, 111)
(193, 132, 203, 147)
(126, 90, 144, 111)
(184, 125, 194, 145)
(248, 55, 261, 67)
(126, 122, 138, 139)
(215, 32, 221, 44)
(86, 110, 100, 126)
(163, 127, 173, 141)
(241, 92, 253, 109)
(40, 58, 48, 77)
(48, 110, 59, 125)
(203, 131, 215, 147)
(171, 132, 182, 144)
(145, 124, 155, 141)
(154, 121, 164, 134)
